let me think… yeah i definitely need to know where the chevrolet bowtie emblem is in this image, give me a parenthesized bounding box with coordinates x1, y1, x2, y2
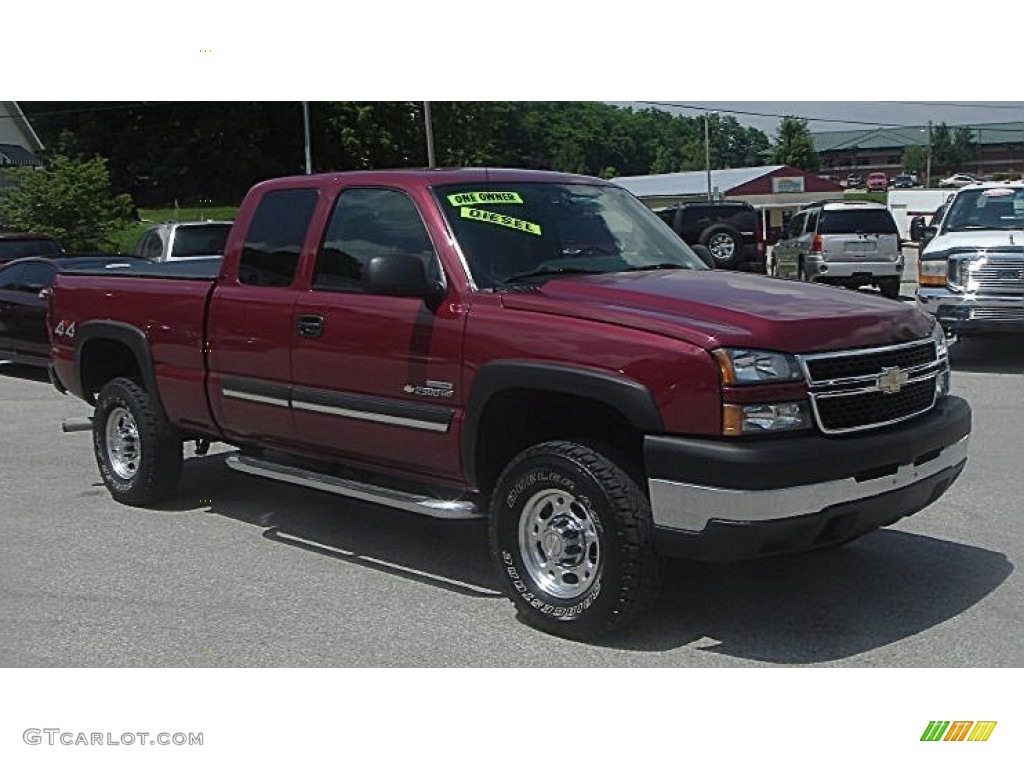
(878, 366, 909, 395)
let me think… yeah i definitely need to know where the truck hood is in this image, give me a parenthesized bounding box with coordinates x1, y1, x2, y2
(923, 229, 1024, 256)
(500, 270, 932, 353)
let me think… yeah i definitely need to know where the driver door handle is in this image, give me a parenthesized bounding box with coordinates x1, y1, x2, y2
(296, 314, 324, 338)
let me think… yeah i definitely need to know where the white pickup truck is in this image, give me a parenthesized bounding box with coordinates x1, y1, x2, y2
(915, 182, 1024, 337)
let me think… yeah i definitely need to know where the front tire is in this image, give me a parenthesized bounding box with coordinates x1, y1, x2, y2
(93, 377, 183, 506)
(488, 441, 659, 640)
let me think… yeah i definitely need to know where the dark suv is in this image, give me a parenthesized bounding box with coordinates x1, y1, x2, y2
(654, 201, 765, 271)
(0, 233, 63, 264)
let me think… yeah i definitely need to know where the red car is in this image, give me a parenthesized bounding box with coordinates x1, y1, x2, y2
(866, 172, 889, 191)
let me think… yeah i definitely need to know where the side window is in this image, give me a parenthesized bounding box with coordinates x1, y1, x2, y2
(0, 264, 25, 290)
(787, 213, 805, 238)
(134, 230, 161, 259)
(19, 263, 56, 291)
(313, 188, 438, 293)
(804, 209, 820, 234)
(239, 188, 319, 287)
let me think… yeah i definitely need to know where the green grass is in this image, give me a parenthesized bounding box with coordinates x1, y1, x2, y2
(110, 205, 239, 253)
(843, 191, 888, 205)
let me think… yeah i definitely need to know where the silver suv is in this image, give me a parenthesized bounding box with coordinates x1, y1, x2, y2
(770, 201, 903, 298)
(132, 221, 232, 263)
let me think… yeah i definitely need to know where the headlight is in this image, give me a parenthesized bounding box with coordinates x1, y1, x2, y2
(723, 402, 812, 435)
(713, 348, 804, 385)
(918, 259, 948, 287)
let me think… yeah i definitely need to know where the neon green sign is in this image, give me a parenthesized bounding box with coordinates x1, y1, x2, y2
(460, 206, 542, 235)
(447, 191, 524, 206)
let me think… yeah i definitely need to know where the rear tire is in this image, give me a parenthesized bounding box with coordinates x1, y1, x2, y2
(93, 377, 183, 506)
(878, 277, 901, 299)
(488, 441, 660, 640)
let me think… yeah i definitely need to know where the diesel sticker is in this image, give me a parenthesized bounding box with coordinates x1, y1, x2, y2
(460, 206, 542, 235)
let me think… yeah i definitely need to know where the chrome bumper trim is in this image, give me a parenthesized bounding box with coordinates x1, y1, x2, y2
(648, 435, 969, 533)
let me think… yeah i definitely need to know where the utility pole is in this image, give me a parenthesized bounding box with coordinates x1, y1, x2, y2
(302, 101, 312, 175)
(925, 120, 932, 188)
(423, 101, 436, 168)
(704, 111, 717, 200)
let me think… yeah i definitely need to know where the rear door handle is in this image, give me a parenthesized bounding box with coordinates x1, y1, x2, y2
(296, 314, 324, 338)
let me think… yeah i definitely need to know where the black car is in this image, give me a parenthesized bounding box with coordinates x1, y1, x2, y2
(0, 255, 138, 368)
(0, 233, 64, 265)
(654, 201, 765, 271)
(893, 174, 916, 189)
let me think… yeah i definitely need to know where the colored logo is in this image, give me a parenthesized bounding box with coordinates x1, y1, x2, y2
(921, 721, 997, 742)
(877, 366, 909, 395)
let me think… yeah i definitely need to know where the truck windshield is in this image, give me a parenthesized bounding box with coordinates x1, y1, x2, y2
(434, 182, 705, 288)
(943, 188, 1024, 232)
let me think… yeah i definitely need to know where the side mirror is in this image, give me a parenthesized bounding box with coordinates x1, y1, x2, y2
(365, 255, 445, 304)
(35, 286, 52, 300)
(921, 225, 938, 249)
(909, 216, 925, 242)
(691, 244, 716, 269)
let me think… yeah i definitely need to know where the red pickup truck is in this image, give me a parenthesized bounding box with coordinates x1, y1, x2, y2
(48, 168, 971, 640)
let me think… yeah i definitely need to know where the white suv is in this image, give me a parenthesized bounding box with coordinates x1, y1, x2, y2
(771, 201, 904, 298)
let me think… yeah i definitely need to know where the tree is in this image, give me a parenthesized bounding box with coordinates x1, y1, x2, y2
(901, 145, 929, 176)
(769, 116, 820, 171)
(931, 122, 976, 174)
(0, 155, 135, 250)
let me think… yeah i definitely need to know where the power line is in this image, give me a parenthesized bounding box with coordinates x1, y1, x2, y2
(637, 101, 921, 129)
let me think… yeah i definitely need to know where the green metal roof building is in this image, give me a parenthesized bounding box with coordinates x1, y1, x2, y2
(812, 122, 1024, 179)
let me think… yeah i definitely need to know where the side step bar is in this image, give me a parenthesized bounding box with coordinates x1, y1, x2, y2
(225, 453, 481, 520)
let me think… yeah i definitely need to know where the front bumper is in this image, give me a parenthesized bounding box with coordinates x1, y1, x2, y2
(917, 286, 1024, 335)
(645, 396, 971, 561)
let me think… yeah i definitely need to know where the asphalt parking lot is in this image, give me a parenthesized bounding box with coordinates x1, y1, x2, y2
(0, 332, 1022, 667)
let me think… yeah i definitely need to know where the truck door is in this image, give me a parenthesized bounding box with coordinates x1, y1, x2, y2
(289, 186, 467, 484)
(206, 186, 320, 446)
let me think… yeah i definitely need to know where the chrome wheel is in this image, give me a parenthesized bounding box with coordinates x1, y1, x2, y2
(105, 406, 141, 480)
(518, 488, 601, 599)
(707, 232, 737, 260)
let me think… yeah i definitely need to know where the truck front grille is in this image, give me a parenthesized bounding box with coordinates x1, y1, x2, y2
(952, 252, 1024, 296)
(799, 338, 944, 434)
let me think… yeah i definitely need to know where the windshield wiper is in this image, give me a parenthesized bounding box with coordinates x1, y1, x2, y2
(503, 267, 605, 284)
(622, 263, 687, 272)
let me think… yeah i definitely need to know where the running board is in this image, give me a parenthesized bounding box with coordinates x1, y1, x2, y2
(225, 453, 481, 520)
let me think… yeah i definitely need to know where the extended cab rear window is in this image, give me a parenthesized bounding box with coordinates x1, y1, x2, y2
(239, 188, 318, 287)
(819, 209, 897, 235)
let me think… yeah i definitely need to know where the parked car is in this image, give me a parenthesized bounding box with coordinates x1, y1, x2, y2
(845, 173, 863, 188)
(770, 200, 903, 298)
(653, 200, 765, 271)
(0, 233, 63, 265)
(866, 172, 889, 191)
(893, 174, 916, 189)
(132, 221, 233, 262)
(939, 173, 983, 188)
(0, 255, 139, 368)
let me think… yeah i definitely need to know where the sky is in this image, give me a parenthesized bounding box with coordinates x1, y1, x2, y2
(622, 102, 1024, 138)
